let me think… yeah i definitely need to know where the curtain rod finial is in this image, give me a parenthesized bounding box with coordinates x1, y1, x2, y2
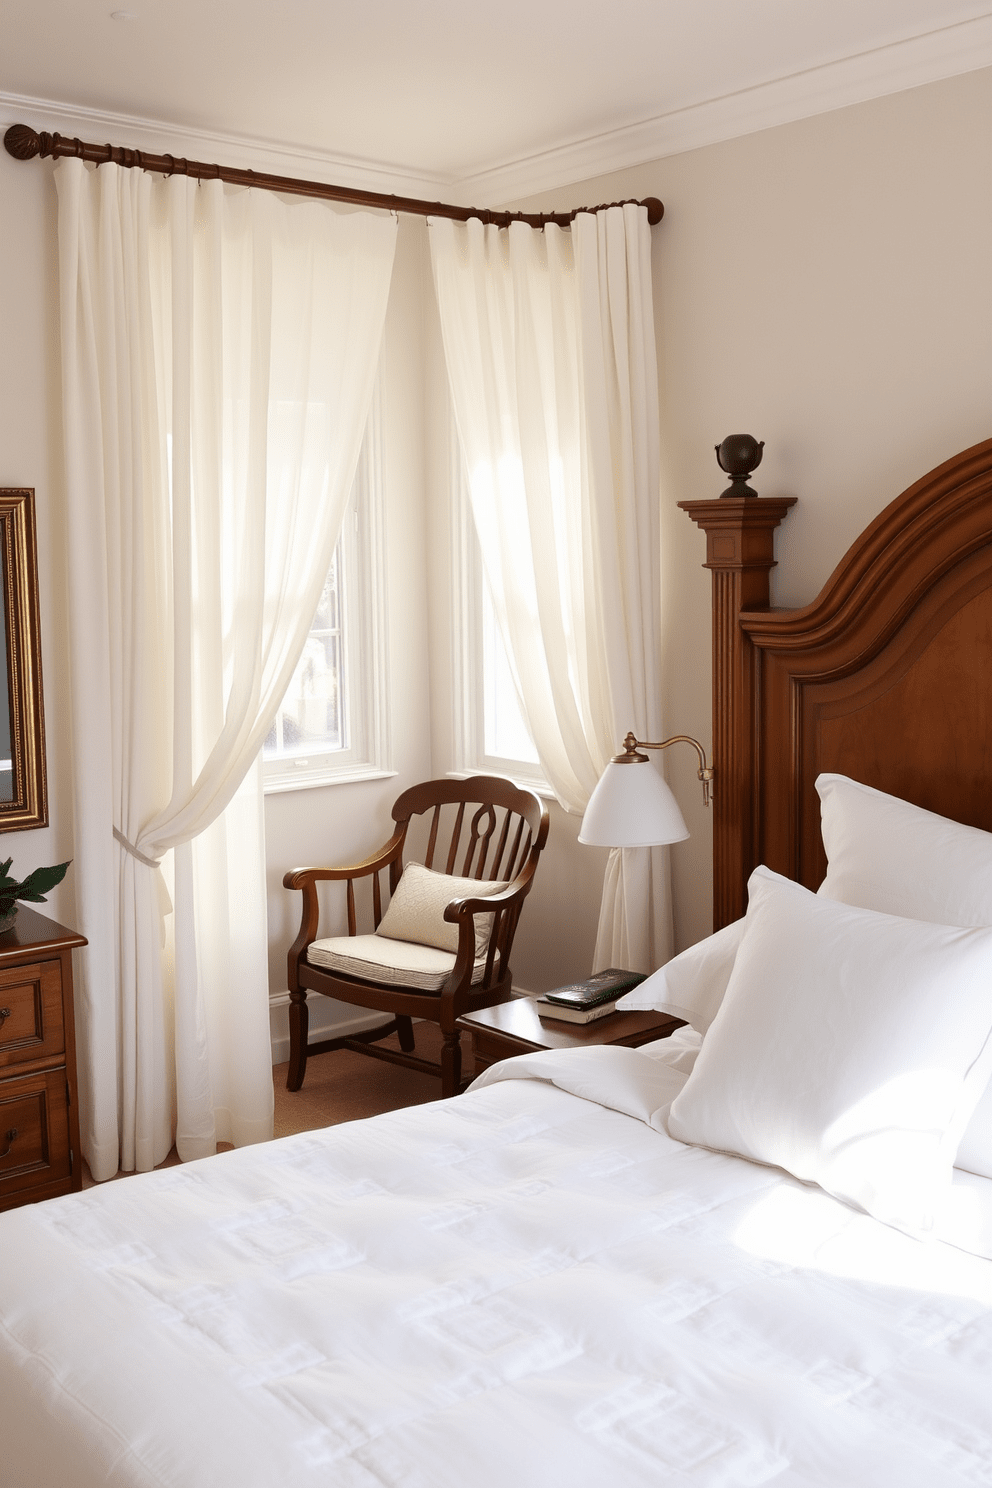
(644, 198, 664, 225)
(4, 124, 41, 161)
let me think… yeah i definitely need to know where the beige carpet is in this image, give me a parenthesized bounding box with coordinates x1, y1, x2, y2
(82, 1022, 467, 1187)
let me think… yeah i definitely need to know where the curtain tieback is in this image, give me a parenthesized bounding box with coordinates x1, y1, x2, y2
(113, 826, 161, 871)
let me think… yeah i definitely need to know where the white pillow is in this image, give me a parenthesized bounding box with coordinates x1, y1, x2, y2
(817, 772, 992, 925)
(817, 773, 992, 1181)
(617, 918, 744, 1033)
(667, 867, 992, 1237)
(376, 862, 507, 958)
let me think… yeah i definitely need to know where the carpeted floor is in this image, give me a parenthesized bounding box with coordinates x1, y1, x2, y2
(271, 1021, 471, 1137)
(82, 1021, 467, 1187)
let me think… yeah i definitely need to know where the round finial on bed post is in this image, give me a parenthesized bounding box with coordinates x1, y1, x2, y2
(4, 124, 42, 161)
(715, 434, 764, 498)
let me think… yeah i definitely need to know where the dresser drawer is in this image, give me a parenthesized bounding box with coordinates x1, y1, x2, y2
(0, 959, 65, 1069)
(0, 1067, 72, 1205)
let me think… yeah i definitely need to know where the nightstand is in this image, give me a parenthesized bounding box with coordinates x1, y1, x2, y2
(457, 997, 683, 1076)
(0, 906, 87, 1211)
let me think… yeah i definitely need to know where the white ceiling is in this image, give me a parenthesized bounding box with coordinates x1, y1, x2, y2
(3, 1, 992, 201)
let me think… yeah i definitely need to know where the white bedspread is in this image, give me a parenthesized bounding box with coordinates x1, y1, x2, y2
(3, 1046, 992, 1487)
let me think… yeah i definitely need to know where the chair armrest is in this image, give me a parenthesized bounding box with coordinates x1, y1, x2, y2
(284, 829, 406, 978)
(282, 827, 406, 894)
(442, 855, 539, 931)
(441, 871, 537, 991)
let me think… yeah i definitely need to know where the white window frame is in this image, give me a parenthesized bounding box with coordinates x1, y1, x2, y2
(263, 386, 392, 793)
(449, 422, 551, 798)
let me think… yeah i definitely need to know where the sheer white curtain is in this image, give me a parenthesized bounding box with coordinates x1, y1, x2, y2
(56, 157, 397, 1178)
(430, 204, 671, 974)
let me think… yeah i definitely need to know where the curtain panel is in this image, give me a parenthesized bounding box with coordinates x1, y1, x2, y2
(429, 204, 671, 974)
(56, 157, 397, 1178)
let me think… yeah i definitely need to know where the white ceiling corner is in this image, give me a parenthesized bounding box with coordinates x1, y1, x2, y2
(460, 10, 992, 204)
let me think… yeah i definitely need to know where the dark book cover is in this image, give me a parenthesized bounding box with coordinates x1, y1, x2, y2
(542, 967, 646, 1010)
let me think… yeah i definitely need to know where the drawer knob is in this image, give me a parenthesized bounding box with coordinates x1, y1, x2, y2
(0, 1128, 18, 1159)
(0, 1007, 10, 1027)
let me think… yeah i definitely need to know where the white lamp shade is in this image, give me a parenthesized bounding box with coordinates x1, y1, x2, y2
(579, 759, 690, 847)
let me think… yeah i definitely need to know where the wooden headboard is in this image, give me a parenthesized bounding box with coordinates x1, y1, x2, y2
(681, 437, 992, 929)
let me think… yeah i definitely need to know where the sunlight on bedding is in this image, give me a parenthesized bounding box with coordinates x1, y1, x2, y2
(732, 1184, 992, 1305)
(817, 1067, 965, 1230)
(823, 1068, 962, 1156)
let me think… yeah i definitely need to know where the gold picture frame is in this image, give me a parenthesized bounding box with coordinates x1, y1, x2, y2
(0, 490, 47, 831)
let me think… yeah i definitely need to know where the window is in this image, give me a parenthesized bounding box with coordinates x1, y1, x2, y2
(263, 391, 390, 791)
(481, 581, 540, 767)
(450, 424, 546, 794)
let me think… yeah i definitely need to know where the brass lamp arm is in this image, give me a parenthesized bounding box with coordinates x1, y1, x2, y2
(615, 732, 715, 806)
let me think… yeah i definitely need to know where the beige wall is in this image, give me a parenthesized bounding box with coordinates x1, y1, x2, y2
(0, 138, 73, 923)
(1, 64, 990, 1041)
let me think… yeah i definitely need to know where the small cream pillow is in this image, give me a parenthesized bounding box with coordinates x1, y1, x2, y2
(667, 867, 992, 1238)
(377, 862, 507, 958)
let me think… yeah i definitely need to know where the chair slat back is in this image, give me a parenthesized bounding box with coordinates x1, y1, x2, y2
(489, 809, 513, 879)
(390, 776, 549, 961)
(501, 816, 528, 882)
(443, 802, 466, 874)
(425, 804, 442, 870)
(460, 803, 497, 878)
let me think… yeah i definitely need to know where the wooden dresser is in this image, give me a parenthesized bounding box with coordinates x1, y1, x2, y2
(0, 906, 86, 1211)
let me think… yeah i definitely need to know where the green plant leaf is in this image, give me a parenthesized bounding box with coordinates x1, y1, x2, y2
(0, 860, 71, 904)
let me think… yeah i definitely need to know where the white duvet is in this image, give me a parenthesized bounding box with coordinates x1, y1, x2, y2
(3, 1038, 992, 1487)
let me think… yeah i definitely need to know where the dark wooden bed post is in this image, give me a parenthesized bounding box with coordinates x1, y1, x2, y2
(678, 494, 796, 929)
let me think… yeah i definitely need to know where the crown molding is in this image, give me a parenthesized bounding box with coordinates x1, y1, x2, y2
(0, 91, 449, 200)
(454, 12, 992, 206)
(5, 11, 992, 213)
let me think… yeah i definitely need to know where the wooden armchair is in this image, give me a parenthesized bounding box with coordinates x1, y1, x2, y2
(283, 776, 550, 1098)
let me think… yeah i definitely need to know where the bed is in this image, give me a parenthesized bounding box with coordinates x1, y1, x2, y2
(3, 438, 992, 1486)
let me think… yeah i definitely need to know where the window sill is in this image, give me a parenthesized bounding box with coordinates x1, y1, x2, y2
(445, 766, 559, 805)
(264, 764, 397, 795)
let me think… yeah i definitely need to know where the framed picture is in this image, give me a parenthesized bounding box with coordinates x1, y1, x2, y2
(0, 489, 47, 830)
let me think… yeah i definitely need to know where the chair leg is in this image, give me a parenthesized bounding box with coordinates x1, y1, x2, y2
(441, 1029, 462, 1099)
(396, 1015, 416, 1053)
(287, 990, 309, 1092)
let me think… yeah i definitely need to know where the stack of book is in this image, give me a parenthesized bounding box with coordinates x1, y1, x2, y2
(535, 968, 647, 1025)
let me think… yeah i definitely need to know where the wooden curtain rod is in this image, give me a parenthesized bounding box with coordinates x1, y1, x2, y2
(4, 124, 664, 229)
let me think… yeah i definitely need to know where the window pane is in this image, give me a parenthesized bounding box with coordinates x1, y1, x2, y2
(482, 579, 540, 765)
(265, 542, 347, 760)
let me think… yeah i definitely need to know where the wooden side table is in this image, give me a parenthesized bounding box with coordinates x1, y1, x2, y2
(458, 997, 683, 1077)
(0, 905, 87, 1211)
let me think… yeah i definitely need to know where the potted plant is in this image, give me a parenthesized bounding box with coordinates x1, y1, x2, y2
(0, 858, 70, 933)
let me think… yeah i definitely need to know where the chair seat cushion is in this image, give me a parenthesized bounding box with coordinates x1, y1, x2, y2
(307, 933, 487, 992)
